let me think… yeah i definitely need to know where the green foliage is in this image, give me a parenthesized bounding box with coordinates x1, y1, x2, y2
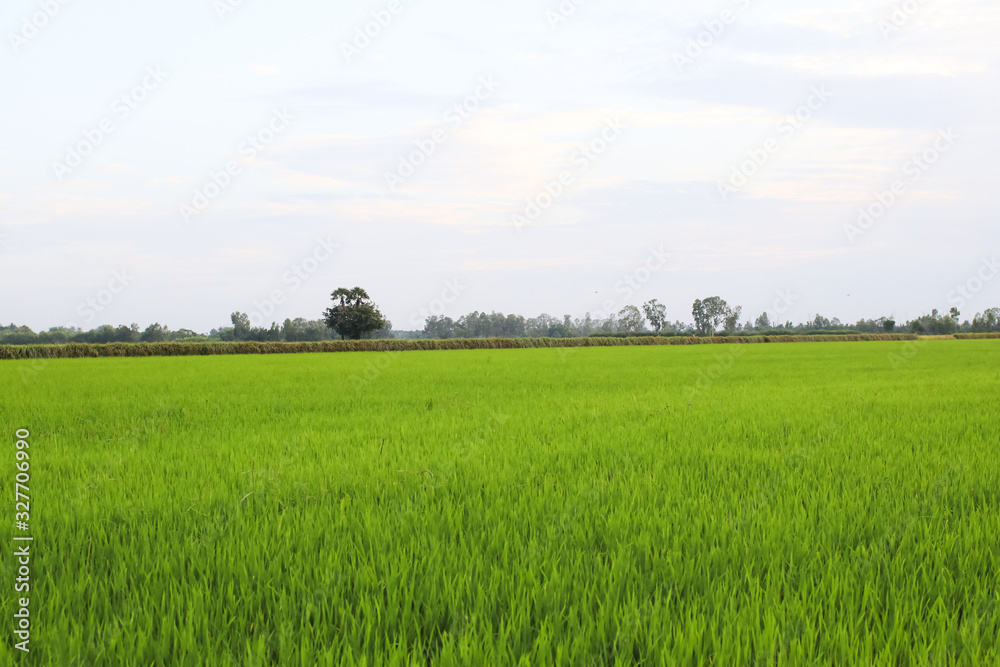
(906, 309, 959, 336)
(323, 287, 389, 340)
(693, 297, 739, 335)
(692, 298, 709, 335)
(140, 323, 167, 343)
(724, 304, 742, 332)
(970, 308, 1000, 333)
(616, 305, 645, 332)
(3, 341, 999, 664)
(230, 311, 251, 340)
(642, 299, 667, 332)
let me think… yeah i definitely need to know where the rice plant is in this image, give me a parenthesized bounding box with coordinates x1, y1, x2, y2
(1, 340, 997, 665)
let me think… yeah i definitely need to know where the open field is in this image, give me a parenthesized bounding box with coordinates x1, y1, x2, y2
(3, 340, 999, 665)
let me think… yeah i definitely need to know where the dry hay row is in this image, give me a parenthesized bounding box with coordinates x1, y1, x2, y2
(0, 333, 921, 360)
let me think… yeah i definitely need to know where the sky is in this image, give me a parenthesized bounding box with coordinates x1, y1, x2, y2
(2, 0, 999, 333)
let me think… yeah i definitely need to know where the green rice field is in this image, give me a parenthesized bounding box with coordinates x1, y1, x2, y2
(3, 340, 999, 665)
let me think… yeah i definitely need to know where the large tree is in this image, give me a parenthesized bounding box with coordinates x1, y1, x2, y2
(693, 297, 736, 336)
(230, 311, 251, 341)
(617, 305, 646, 333)
(642, 299, 667, 332)
(724, 305, 743, 332)
(323, 287, 389, 340)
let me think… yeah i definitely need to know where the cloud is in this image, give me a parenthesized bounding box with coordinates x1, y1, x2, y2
(251, 64, 283, 76)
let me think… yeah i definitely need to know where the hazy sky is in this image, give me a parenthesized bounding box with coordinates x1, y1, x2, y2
(2, 0, 998, 333)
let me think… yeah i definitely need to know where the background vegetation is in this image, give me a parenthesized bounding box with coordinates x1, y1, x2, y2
(3, 298, 997, 346)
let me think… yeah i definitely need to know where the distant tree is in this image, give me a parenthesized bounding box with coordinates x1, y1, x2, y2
(811, 314, 832, 329)
(526, 313, 560, 337)
(282, 318, 301, 341)
(505, 314, 527, 337)
(546, 321, 574, 338)
(172, 328, 204, 341)
(642, 300, 667, 332)
(423, 316, 457, 339)
(231, 312, 251, 341)
(90, 324, 116, 344)
(617, 305, 645, 333)
(0, 325, 37, 345)
(39, 327, 68, 344)
(693, 297, 730, 336)
(141, 323, 167, 343)
(949, 307, 960, 321)
(573, 313, 595, 336)
(882, 318, 896, 333)
(323, 287, 388, 340)
(724, 305, 743, 332)
(984, 308, 1000, 331)
(692, 299, 709, 335)
(754, 312, 771, 330)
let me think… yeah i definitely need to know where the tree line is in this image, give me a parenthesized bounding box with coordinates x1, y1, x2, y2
(3, 289, 999, 345)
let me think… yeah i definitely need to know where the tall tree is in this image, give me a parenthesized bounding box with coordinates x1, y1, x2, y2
(423, 316, 457, 339)
(141, 323, 168, 343)
(617, 305, 646, 332)
(702, 297, 730, 335)
(692, 299, 709, 335)
(231, 312, 251, 341)
(723, 305, 742, 332)
(323, 287, 389, 340)
(642, 300, 667, 332)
